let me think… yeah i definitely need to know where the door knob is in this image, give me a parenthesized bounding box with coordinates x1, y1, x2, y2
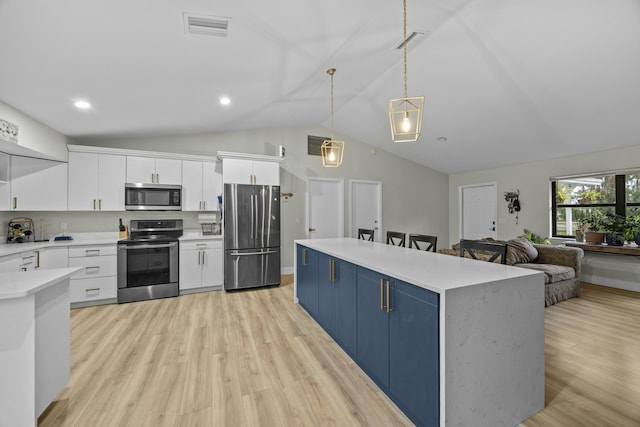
(308, 228, 316, 232)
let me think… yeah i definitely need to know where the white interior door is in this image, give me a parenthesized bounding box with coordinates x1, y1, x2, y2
(460, 183, 497, 240)
(349, 180, 382, 242)
(306, 178, 344, 239)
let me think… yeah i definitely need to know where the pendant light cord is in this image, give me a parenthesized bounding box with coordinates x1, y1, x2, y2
(327, 68, 336, 140)
(403, 0, 408, 99)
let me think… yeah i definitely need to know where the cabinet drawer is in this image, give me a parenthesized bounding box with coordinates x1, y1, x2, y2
(69, 255, 117, 278)
(180, 240, 222, 251)
(70, 276, 117, 302)
(69, 245, 117, 258)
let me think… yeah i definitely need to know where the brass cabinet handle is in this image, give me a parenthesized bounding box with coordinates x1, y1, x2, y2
(329, 258, 335, 282)
(99, 199, 102, 210)
(386, 280, 392, 313)
(302, 248, 307, 266)
(308, 227, 316, 232)
(93, 199, 96, 210)
(13, 197, 17, 210)
(35, 251, 40, 269)
(380, 278, 385, 310)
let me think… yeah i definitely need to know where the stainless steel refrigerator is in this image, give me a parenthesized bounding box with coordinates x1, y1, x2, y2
(224, 183, 280, 290)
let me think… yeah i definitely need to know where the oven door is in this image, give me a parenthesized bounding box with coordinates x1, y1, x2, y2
(117, 240, 179, 289)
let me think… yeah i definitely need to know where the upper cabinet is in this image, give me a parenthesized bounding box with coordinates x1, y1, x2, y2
(0, 153, 10, 211)
(182, 160, 222, 211)
(126, 156, 182, 185)
(10, 156, 67, 211)
(68, 152, 126, 211)
(218, 152, 282, 186)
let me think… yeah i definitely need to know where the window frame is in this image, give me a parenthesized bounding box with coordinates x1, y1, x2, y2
(552, 173, 640, 238)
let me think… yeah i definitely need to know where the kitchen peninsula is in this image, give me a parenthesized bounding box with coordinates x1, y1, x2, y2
(0, 267, 80, 427)
(294, 238, 545, 427)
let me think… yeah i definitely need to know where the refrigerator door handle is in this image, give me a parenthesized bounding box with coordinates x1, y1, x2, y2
(250, 192, 255, 243)
(230, 250, 278, 256)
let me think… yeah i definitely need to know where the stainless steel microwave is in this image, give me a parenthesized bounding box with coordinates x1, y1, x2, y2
(125, 183, 182, 211)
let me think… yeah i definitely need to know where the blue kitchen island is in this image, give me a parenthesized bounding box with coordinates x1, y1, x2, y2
(294, 238, 545, 427)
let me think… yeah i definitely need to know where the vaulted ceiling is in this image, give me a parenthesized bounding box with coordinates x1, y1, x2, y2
(0, 0, 639, 173)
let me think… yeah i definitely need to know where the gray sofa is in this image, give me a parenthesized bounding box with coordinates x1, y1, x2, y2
(439, 242, 584, 306)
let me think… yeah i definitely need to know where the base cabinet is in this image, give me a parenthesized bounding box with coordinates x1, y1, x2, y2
(296, 244, 440, 427)
(68, 245, 117, 303)
(296, 245, 319, 318)
(179, 240, 223, 290)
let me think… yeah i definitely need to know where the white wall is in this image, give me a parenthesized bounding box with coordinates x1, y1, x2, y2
(1, 126, 449, 271)
(0, 101, 72, 161)
(448, 144, 640, 291)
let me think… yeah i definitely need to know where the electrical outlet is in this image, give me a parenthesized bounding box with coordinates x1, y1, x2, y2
(60, 222, 68, 231)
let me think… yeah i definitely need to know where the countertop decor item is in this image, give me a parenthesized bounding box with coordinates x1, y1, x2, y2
(7, 217, 33, 243)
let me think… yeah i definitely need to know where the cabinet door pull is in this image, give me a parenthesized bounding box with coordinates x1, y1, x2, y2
(85, 249, 100, 256)
(202, 250, 206, 265)
(35, 251, 40, 269)
(386, 280, 392, 313)
(93, 199, 96, 210)
(99, 199, 102, 210)
(302, 248, 307, 266)
(85, 266, 100, 274)
(330, 258, 336, 282)
(13, 197, 17, 210)
(380, 278, 385, 310)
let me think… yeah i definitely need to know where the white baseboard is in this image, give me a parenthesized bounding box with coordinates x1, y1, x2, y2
(281, 266, 294, 275)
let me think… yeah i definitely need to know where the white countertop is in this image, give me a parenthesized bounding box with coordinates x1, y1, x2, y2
(0, 230, 223, 257)
(0, 267, 82, 300)
(295, 238, 542, 294)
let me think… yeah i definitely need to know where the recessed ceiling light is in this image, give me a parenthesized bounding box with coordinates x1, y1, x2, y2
(219, 97, 231, 106)
(74, 100, 91, 110)
(436, 137, 448, 143)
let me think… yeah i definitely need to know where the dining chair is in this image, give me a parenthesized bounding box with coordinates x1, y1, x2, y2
(459, 239, 507, 264)
(358, 228, 375, 241)
(408, 234, 437, 252)
(386, 231, 406, 247)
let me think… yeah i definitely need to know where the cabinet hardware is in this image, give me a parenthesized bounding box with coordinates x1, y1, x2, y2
(386, 280, 392, 313)
(85, 266, 100, 273)
(380, 278, 385, 310)
(308, 227, 316, 232)
(302, 248, 307, 266)
(202, 250, 206, 265)
(99, 199, 102, 210)
(35, 251, 40, 269)
(85, 249, 100, 256)
(13, 197, 17, 210)
(330, 258, 336, 282)
(93, 199, 96, 210)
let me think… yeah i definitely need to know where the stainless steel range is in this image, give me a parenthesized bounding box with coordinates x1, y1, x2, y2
(117, 219, 182, 304)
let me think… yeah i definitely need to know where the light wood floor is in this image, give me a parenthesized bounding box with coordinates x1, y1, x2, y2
(39, 279, 640, 426)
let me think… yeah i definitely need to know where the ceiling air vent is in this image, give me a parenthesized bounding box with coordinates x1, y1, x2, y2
(183, 13, 230, 37)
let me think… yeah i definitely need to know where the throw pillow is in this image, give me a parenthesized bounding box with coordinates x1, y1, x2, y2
(506, 237, 538, 265)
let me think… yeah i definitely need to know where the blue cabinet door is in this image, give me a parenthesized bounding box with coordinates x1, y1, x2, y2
(356, 266, 390, 389)
(317, 254, 357, 355)
(317, 252, 336, 334)
(389, 280, 439, 427)
(296, 245, 318, 318)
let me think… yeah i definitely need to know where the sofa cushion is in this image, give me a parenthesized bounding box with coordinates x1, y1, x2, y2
(506, 237, 538, 265)
(516, 263, 575, 284)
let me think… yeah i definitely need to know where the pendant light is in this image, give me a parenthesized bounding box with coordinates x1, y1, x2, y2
(389, 0, 424, 143)
(321, 68, 344, 167)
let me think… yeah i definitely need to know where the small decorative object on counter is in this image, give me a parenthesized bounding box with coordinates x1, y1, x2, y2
(7, 217, 34, 243)
(198, 213, 220, 235)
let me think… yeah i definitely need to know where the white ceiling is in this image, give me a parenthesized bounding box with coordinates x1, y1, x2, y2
(1, 0, 639, 174)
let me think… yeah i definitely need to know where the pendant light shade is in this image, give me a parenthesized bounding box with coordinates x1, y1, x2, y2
(322, 68, 344, 167)
(389, 0, 424, 143)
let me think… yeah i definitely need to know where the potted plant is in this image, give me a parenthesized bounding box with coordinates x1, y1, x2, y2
(574, 222, 585, 242)
(601, 213, 627, 246)
(625, 215, 640, 246)
(581, 211, 606, 244)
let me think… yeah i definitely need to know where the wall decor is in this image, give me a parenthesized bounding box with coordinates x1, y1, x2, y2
(505, 190, 521, 224)
(0, 118, 19, 143)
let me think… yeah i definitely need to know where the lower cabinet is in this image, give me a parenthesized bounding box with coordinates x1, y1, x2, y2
(179, 240, 223, 291)
(296, 244, 440, 427)
(296, 245, 319, 318)
(68, 245, 117, 304)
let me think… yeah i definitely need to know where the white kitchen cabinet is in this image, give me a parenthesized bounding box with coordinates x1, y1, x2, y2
(10, 156, 68, 211)
(126, 156, 182, 185)
(36, 246, 69, 269)
(182, 160, 222, 211)
(0, 250, 37, 272)
(68, 244, 117, 303)
(68, 152, 126, 210)
(222, 158, 279, 185)
(0, 153, 9, 211)
(179, 240, 223, 290)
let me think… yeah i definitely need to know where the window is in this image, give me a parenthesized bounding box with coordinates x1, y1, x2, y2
(551, 171, 640, 237)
